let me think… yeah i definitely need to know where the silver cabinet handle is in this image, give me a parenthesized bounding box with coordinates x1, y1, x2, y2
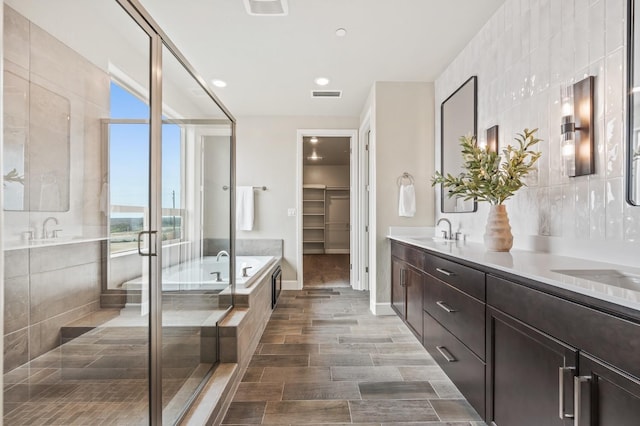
(559, 366, 576, 419)
(436, 346, 456, 362)
(436, 267, 454, 277)
(436, 301, 456, 313)
(574, 375, 591, 426)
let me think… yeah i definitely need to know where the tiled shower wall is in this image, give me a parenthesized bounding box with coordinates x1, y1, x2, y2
(435, 0, 640, 265)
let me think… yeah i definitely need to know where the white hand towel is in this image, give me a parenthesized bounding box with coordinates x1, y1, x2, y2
(398, 183, 416, 217)
(236, 186, 254, 231)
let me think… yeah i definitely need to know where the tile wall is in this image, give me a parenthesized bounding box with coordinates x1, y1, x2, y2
(435, 0, 640, 265)
(3, 5, 108, 241)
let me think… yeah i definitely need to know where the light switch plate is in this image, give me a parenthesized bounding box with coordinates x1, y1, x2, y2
(287, 208, 296, 217)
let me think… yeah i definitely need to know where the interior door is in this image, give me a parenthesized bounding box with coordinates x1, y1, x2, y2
(363, 130, 371, 290)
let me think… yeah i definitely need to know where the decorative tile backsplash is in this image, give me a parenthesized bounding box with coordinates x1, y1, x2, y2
(435, 0, 640, 265)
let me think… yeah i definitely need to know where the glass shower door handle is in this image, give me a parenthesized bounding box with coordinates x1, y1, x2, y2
(137, 230, 158, 256)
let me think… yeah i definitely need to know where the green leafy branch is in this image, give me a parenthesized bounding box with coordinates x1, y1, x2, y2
(432, 128, 542, 205)
(3, 168, 24, 188)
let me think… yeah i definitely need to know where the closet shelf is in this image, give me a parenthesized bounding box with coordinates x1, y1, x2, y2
(303, 239, 325, 243)
(304, 226, 325, 230)
(303, 213, 325, 216)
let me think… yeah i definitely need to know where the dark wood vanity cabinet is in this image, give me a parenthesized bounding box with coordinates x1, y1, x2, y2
(487, 275, 640, 426)
(420, 250, 487, 419)
(391, 246, 424, 338)
(486, 307, 578, 426)
(389, 240, 640, 425)
(576, 353, 640, 426)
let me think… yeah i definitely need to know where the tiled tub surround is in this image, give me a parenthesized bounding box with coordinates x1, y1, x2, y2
(434, 0, 640, 267)
(182, 257, 282, 425)
(388, 231, 640, 318)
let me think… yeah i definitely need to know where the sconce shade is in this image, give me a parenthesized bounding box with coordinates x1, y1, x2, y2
(486, 125, 499, 153)
(561, 76, 594, 177)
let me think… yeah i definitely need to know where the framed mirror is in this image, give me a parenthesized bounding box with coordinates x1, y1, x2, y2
(628, 0, 640, 205)
(440, 76, 477, 213)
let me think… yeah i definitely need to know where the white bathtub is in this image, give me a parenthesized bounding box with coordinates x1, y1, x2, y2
(122, 255, 274, 291)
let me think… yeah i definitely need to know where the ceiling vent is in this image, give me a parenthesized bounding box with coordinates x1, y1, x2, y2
(243, 0, 288, 16)
(311, 90, 342, 98)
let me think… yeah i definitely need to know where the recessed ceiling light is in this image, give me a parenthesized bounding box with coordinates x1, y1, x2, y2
(314, 77, 330, 86)
(212, 79, 227, 88)
(310, 137, 318, 143)
(335, 28, 347, 37)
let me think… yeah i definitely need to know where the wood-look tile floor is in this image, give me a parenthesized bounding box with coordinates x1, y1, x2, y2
(303, 255, 350, 288)
(223, 288, 486, 425)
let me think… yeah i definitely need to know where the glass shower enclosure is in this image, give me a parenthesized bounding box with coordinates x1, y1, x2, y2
(2, 0, 235, 424)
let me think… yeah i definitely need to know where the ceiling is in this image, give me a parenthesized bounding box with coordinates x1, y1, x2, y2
(303, 137, 350, 166)
(139, 0, 506, 117)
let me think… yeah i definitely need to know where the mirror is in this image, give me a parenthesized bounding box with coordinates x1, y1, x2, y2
(440, 76, 477, 213)
(3, 71, 71, 212)
(628, 0, 640, 205)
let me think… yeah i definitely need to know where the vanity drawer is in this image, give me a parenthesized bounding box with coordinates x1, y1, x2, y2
(424, 254, 485, 301)
(424, 313, 485, 418)
(424, 274, 485, 358)
(391, 241, 425, 271)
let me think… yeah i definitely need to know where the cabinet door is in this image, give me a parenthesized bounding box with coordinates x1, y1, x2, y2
(487, 307, 577, 426)
(405, 267, 423, 338)
(574, 353, 640, 426)
(391, 258, 406, 318)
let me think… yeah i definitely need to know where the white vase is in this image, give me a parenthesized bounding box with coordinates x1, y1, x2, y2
(484, 204, 513, 252)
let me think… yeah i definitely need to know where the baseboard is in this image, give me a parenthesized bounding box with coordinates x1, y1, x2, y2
(372, 302, 395, 316)
(323, 249, 350, 254)
(282, 280, 301, 290)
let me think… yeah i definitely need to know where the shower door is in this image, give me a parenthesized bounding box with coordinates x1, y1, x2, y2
(2, 1, 156, 424)
(158, 44, 234, 425)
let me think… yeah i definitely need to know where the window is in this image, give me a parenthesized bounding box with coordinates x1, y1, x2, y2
(108, 81, 183, 254)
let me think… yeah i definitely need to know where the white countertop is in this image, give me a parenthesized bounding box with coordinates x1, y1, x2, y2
(388, 232, 640, 314)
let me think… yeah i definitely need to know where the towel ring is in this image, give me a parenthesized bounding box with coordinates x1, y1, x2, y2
(397, 172, 414, 186)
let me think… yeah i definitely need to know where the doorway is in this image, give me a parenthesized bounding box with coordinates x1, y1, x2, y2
(297, 130, 357, 289)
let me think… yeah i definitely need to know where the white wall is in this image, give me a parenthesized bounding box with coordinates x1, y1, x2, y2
(235, 116, 359, 281)
(366, 82, 436, 313)
(435, 0, 640, 266)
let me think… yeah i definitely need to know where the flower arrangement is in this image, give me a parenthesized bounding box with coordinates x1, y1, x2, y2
(432, 128, 542, 205)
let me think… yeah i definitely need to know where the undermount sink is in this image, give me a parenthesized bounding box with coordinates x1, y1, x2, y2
(551, 269, 640, 292)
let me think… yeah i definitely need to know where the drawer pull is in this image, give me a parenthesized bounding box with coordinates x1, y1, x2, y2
(436, 346, 457, 362)
(436, 301, 456, 313)
(435, 268, 455, 277)
(559, 366, 576, 419)
(574, 375, 591, 426)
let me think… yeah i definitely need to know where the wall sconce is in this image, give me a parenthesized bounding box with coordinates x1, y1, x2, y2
(560, 76, 594, 177)
(486, 125, 499, 153)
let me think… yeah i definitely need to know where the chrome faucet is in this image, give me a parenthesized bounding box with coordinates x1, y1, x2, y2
(216, 250, 230, 262)
(42, 216, 59, 239)
(437, 218, 452, 240)
(210, 271, 222, 282)
(242, 265, 253, 277)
